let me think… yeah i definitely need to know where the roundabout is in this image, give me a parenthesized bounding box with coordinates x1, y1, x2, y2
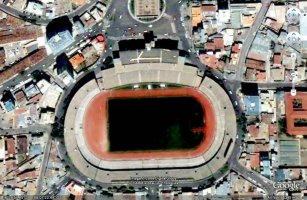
(127, 0, 166, 24)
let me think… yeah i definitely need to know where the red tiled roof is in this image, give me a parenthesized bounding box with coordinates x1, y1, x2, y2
(15, 90, 26, 102)
(254, 143, 269, 152)
(261, 114, 273, 124)
(17, 135, 28, 154)
(201, 4, 216, 12)
(248, 124, 259, 138)
(0, 48, 5, 66)
(6, 137, 15, 155)
(199, 54, 219, 69)
(14, 107, 27, 115)
(265, 18, 283, 33)
(247, 51, 265, 61)
(213, 37, 224, 50)
(206, 37, 224, 51)
(246, 59, 266, 71)
(29, 93, 42, 104)
(18, 169, 37, 180)
(273, 54, 282, 65)
(249, 153, 260, 169)
(256, 71, 266, 82)
(232, 43, 241, 54)
(5, 158, 16, 171)
(206, 42, 215, 51)
(96, 35, 105, 42)
(285, 92, 307, 135)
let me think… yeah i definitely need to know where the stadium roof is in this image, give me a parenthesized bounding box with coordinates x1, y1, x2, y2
(119, 49, 179, 65)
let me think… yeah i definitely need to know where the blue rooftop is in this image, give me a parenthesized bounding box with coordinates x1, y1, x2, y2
(261, 160, 271, 178)
(244, 95, 260, 116)
(275, 169, 285, 182)
(30, 144, 42, 156)
(4, 99, 15, 112)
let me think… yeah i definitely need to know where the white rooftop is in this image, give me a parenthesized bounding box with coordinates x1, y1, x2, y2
(39, 84, 63, 109)
(37, 79, 51, 94)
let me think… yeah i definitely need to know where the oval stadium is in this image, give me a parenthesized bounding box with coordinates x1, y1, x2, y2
(64, 59, 237, 184)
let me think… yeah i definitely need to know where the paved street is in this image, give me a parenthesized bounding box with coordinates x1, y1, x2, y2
(0, 22, 107, 94)
(0, 124, 52, 135)
(1, 0, 306, 198)
(35, 133, 52, 194)
(235, 0, 272, 80)
(0, 0, 101, 25)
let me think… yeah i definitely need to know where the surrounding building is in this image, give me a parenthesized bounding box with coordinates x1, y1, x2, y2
(69, 53, 86, 73)
(1, 0, 307, 198)
(285, 92, 307, 136)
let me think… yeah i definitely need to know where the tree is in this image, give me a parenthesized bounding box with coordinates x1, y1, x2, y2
(278, 117, 287, 134)
(184, 15, 191, 21)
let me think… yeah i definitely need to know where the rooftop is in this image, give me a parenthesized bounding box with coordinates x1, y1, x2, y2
(279, 139, 300, 166)
(39, 84, 63, 109)
(202, 4, 216, 13)
(285, 92, 307, 135)
(199, 54, 219, 69)
(249, 153, 260, 169)
(16, 135, 28, 155)
(192, 6, 202, 27)
(5, 137, 15, 156)
(69, 53, 86, 72)
(246, 58, 266, 71)
(244, 95, 260, 116)
(0, 48, 47, 84)
(48, 30, 74, 54)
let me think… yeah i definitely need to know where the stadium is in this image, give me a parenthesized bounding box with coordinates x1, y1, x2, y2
(64, 53, 237, 184)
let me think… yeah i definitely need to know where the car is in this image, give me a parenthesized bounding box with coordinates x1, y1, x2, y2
(128, 27, 132, 31)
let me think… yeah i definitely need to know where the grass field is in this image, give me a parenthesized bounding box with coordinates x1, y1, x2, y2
(107, 96, 205, 152)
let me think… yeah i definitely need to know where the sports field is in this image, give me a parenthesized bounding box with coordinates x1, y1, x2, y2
(83, 88, 216, 160)
(108, 96, 204, 152)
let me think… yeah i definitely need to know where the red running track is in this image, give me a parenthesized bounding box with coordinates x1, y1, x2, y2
(83, 88, 216, 160)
